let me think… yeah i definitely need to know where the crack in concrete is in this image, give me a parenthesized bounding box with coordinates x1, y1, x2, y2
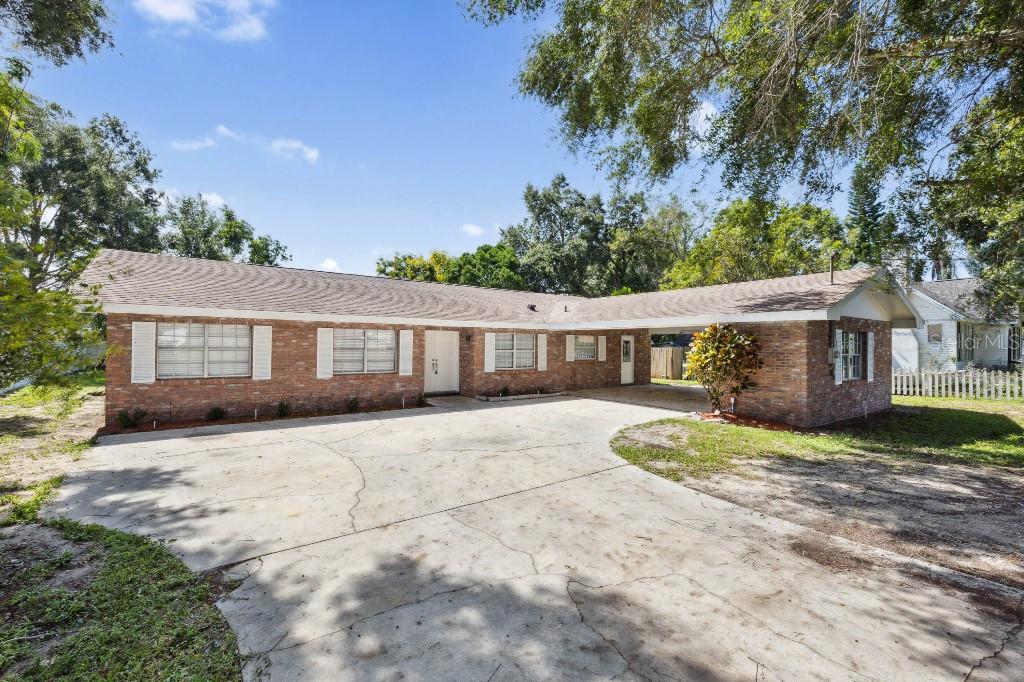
(963, 595, 1024, 680)
(318, 421, 386, 446)
(569, 571, 880, 681)
(330, 441, 587, 461)
(564, 578, 654, 682)
(343, 454, 367, 532)
(446, 511, 540, 575)
(252, 583, 477, 656)
(202, 463, 630, 574)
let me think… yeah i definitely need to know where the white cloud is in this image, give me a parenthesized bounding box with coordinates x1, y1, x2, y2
(201, 191, 226, 207)
(170, 136, 216, 151)
(317, 258, 341, 273)
(217, 12, 266, 41)
(132, 0, 276, 42)
(270, 138, 320, 163)
(215, 123, 240, 139)
(461, 223, 484, 237)
(180, 124, 323, 164)
(134, 0, 199, 23)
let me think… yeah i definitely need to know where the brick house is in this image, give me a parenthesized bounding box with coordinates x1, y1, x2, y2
(81, 250, 921, 429)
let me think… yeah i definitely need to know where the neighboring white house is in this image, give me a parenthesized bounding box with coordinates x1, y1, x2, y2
(893, 278, 1022, 371)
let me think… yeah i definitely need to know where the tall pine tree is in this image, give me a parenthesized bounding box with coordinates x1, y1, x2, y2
(846, 163, 885, 265)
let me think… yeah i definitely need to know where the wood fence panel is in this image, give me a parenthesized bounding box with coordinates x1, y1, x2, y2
(651, 347, 685, 380)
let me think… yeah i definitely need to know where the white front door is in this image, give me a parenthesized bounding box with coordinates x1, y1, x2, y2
(620, 335, 635, 385)
(425, 330, 460, 394)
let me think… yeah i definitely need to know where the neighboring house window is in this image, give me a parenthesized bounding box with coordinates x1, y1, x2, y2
(157, 322, 251, 379)
(927, 324, 943, 344)
(840, 330, 865, 381)
(333, 329, 396, 374)
(574, 335, 597, 360)
(957, 322, 975, 363)
(1011, 325, 1022, 364)
(494, 333, 535, 370)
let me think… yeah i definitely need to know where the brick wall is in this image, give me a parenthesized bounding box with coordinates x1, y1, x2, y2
(105, 314, 426, 426)
(731, 318, 892, 427)
(806, 318, 892, 426)
(459, 329, 650, 398)
(105, 315, 650, 428)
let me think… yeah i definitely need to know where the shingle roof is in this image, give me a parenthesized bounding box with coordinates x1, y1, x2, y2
(80, 249, 879, 326)
(914, 278, 988, 320)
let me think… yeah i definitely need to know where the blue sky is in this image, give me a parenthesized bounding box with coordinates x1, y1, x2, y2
(29, 0, 837, 275)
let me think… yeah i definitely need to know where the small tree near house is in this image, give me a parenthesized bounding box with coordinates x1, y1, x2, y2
(686, 324, 764, 413)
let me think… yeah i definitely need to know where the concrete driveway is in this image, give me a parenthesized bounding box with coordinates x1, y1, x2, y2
(51, 387, 1021, 681)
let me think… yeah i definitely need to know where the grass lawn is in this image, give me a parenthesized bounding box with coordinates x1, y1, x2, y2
(0, 370, 105, 470)
(651, 377, 701, 387)
(613, 394, 1024, 478)
(1, 372, 241, 680)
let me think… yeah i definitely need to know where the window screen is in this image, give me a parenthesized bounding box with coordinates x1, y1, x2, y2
(494, 333, 534, 369)
(333, 329, 397, 374)
(365, 330, 397, 373)
(494, 333, 515, 370)
(574, 335, 597, 360)
(157, 322, 206, 378)
(207, 324, 251, 377)
(514, 333, 535, 369)
(334, 329, 366, 374)
(157, 323, 251, 378)
(841, 331, 864, 381)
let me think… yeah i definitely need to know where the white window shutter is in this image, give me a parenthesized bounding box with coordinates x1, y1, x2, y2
(565, 334, 575, 362)
(399, 329, 413, 376)
(131, 321, 156, 384)
(252, 325, 273, 380)
(834, 328, 843, 385)
(316, 328, 334, 379)
(537, 334, 547, 371)
(598, 336, 607, 362)
(483, 332, 495, 373)
(866, 331, 875, 382)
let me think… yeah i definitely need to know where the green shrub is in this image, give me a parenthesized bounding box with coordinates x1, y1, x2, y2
(276, 399, 290, 418)
(116, 407, 147, 429)
(686, 324, 764, 413)
(205, 406, 226, 421)
(346, 397, 359, 413)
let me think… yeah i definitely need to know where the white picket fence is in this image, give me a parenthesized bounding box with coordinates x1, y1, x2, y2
(892, 369, 1024, 400)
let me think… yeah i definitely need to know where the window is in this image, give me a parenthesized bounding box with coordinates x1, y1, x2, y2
(574, 335, 597, 360)
(840, 331, 865, 381)
(494, 333, 535, 370)
(1011, 326, 1022, 364)
(157, 323, 251, 379)
(957, 322, 975, 363)
(207, 324, 252, 377)
(333, 329, 396, 374)
(927, 324, 943, 344)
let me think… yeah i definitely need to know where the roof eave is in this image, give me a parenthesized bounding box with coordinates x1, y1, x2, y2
(99, 302, 833, 329)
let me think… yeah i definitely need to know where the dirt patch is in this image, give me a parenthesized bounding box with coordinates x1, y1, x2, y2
(789, 536, 874, 572)
(700, 412, 808, 432)
(685, 453, 1024, 589)
(1, 392, 103, 487)
(614, 422, 693, 450)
